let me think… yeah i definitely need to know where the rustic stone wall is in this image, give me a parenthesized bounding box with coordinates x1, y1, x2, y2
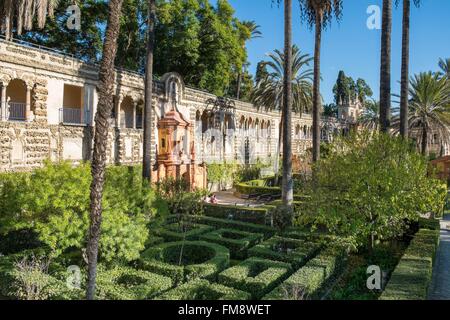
(0, 38, 348, 173)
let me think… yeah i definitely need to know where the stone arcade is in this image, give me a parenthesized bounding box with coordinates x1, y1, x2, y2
(0, 38, 350, 188)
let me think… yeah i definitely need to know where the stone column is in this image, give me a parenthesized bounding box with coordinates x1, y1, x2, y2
(1, 85, 6, 121)
(132, 102, 136, 129)
(25, 86, 32, 122)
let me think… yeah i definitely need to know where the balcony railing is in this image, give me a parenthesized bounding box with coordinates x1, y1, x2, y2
(8, 102, 26, 121)
(60, 107, 83, 125)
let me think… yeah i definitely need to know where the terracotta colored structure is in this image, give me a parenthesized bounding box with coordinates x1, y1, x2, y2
(431, 156, 450, 183)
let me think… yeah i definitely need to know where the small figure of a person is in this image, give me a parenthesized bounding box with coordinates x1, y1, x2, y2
(210, 193, 218, 204)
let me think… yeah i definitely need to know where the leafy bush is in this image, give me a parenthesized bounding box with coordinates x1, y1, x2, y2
(299, 131, 447, 250)
(218, 257, 292, 299)
(139, 241, 230, 284)
(264, 246, 347, 300)
(0, 251, 82, 300)
(0, 162, 161, 262)
(155, 222, 214, 242)
(203, 203, 270, 225)
(248, 236, 322, 269)
(95, 265, 172, 300)
(199, 228, 264, 259)
(379, 229, 440, 300)
(155, 279, 251, 300)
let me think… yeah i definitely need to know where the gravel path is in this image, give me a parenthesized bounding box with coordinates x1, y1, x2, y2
(428, 214, 450, 300)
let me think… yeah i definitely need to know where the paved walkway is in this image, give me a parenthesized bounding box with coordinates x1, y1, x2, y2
(212, 190, 266, 207)
(428, 214, 450, 300)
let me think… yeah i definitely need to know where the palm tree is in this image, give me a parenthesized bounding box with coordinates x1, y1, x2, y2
(379, 0, 392, 133)
(86, 0, 124, 300)
(397, 0, 421, 138)
(251, 45, 313, 192)
(438, 58, 450, 79)
(236, 21, 262, 100)
(393, 72, 450, 156)
(143, 0, 156, 180)
(358, 99, 380, 131)
(0, 0, 60, 40)
(298, 0, 343, 162)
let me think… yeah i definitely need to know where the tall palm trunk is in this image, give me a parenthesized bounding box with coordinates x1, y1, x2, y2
(282, 0, 293, 206)
(421, 126, 428, 156)
(379, 0, 392, 133)
(143, 0, 156, 180)
(86, 0, 124, 300)
(274, 110, 284, 186)
(312, 11, 322, 163)
(400, 0, 410, 138)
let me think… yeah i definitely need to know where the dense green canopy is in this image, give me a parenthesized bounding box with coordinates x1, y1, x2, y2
(16, 0, 254, 98)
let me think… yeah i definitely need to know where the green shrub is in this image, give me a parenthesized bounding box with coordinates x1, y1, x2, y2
(379, 229, 440, 300)
(95, 265, 172, 300)
(199, 228, 264, 259)
(0, 251, 82, 300)
(156, 222, 214, 242)
(139, 241, 230, 284)
(0, 162, 162, 262)
(203, 203, 270, 225)
(218, 257, 292, 299)
(264, 246, 347, 300)
(155, 279, 251, 300)
(248, 236, 322, 269)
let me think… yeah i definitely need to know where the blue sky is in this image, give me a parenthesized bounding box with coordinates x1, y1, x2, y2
(226, 0, 450, 104)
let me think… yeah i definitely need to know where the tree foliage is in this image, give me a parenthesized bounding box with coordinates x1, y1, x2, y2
(333, 70, 373, 105)
(0, 162, 163, 262)
(299, 131, 447, 250)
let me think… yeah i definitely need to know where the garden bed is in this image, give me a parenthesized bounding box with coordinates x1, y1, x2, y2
(199, 228, 264, 259)
(95, 265, 173, 300)
(248, 236, 322, 269)
(264, 246, 347, 300)
(218, 257, 292, 299)
(156, 222, 214, 242)
(139, 241, 230, 284)
(155, 279, 251, 300)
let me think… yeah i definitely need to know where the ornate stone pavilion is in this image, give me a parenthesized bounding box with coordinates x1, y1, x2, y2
(0, 38, 349, 188)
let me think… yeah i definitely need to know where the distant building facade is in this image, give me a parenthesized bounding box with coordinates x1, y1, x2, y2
(0, 38, 350, 187)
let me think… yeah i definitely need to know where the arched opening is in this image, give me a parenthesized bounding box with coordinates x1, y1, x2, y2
(62, 84, 84, 124)
(120, 96, 134, 128)
(6, 79, 27, 121)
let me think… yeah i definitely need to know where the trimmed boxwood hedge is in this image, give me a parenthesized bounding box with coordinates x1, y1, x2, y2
(379, 229, 440, 300)
(203, 203, 270, 225)
(418, 217, 441, 231)
(234, 179, 281, 198)
(155, 279, 251, 300)
(189, 215, 276, 239)
(263, 246, 347, 300)
(139, 241, 230, 284)
(95, 265, 173, 300)
(248, 236, 322, 269)
(199, 228, 264, 259)
(156, 222, 214, 242)
(218, 257, 292, 299)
